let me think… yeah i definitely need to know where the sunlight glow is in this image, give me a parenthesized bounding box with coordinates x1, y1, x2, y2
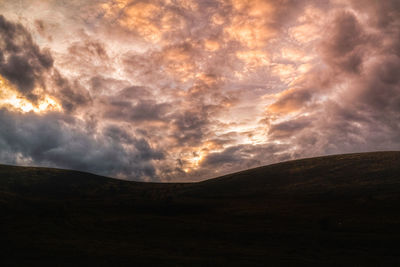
(0, 75, 62, 113)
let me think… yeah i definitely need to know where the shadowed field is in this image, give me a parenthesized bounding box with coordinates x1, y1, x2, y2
(1, 151, 400, 266)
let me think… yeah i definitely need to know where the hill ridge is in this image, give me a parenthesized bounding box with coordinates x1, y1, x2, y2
(1, 151, 400, 266)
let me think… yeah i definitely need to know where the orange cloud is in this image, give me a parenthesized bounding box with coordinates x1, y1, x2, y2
(225, 0, 276, 49)
(162, 45, 196, 82)
(204, 39, 220, 51)
(236, 49, 270, 69)
(267, 88, 311, 114)
(101, 1, 164, 43)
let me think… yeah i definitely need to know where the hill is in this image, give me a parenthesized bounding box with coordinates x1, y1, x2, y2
(1, 151, 400, 266)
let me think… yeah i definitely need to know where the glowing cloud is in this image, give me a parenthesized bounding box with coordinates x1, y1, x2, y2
(0, 75, 61, 113)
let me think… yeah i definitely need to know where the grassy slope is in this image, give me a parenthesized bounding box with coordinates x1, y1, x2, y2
(0, 151, 400, 266)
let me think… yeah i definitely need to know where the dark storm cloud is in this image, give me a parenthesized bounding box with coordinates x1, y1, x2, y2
(0, 15, 53, 100)
(0, 109, 164, 180)
(104, 125, 164, 161)
(201, 146, 243, 166)
(0, 15, 93, 112)
(0, 14, 165, 180)
(98, 83, 172, 123)
(52, 70, 92, 112)
(199, 143, 289, 177)
(268, 116, 312, 139)
(171, 110, 210, 146)
(320, 11, 366, 73)
(104, 99, 170, 122)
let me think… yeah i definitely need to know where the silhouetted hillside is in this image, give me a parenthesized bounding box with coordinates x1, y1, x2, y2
(1, 151, 400, 266)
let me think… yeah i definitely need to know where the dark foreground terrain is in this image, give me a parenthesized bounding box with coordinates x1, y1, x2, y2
(1, 152, 400, 266)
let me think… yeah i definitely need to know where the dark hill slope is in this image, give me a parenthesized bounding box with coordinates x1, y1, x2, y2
(1, 151, 400, 266)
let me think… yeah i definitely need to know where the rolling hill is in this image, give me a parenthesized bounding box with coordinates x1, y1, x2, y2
(1, 151, 400, 266)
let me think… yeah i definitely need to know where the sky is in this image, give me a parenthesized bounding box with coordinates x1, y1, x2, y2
(0, 0, 399, 181)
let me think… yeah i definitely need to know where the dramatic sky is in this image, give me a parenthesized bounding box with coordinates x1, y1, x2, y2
(0, 0, 399, 181)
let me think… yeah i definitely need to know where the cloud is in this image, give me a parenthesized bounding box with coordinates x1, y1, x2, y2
(267, 88, 313, 114)
(51, 70, 91, 112)
(268, 116, 312, 139)
(0, 0, 399, 182)
(265, 0, 400, 159)
(0, 109, 164, 180)
(320, 11, 366, 73)
(0, 15, 53, 101)
(104, 99, 171, 123)
(0, 15, 166, 180)
(198, 143, 289, 177)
